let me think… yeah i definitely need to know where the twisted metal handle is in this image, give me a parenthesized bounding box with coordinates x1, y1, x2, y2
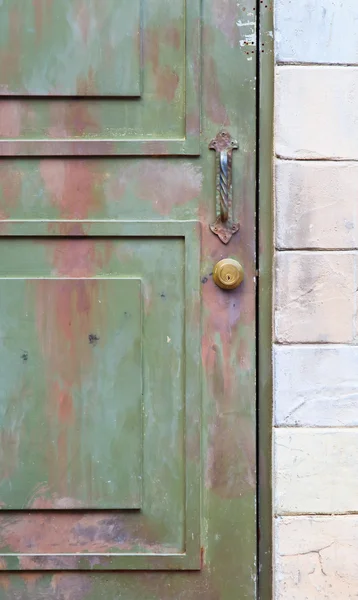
(209, 131, 239, 244)
(219, 150, 229, 222)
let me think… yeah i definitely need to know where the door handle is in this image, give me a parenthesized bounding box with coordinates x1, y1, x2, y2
(213, 259, 244, 290)
(209, 131, 240, 244)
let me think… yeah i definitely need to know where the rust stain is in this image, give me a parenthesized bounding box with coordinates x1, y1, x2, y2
(0, 431, 19, 481)
(137, 162, 203, 215)
(40, 160, 105, 219)
(28, 486, 84, 510)
(107, 161, 203, 216)
(155, 67, 180, 102)
(76, 68, 98, 96)
(48, 103, 100, 138)
(186, 112, 200, 136)
(201, 546, 205, 568)
(55, 384, 75, 425)
(0, 386, 27, 483)
(199, 202, 255, 498)
(204, 55, 230, 126)
(33, 0, 53, 44)
(144, 30, 160, 72)
(0, 574, 10, 590)
(19, 572, 44, 591)
(51, 239, 100, 277)
(46, 222, 91, 237)
(0, 162, 21, 218)
(144, 28, 181, 102)
(33, 278, 103, 500)
(0, 102, 22, 138)
(206, 415, 256, 498)
(141, 141, 169, 155)
(0, 8, 22, 86)
(164, 25, 181, 50)
(28, 235, 113, 507)
(65, 103, 100, 135)
(51, 574, 93, 600)
(0, 513, 169, 555)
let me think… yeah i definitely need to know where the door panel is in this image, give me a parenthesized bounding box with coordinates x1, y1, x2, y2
(0, 0, 257, 597)
(0, 0, 200, 155)
(0, 223, 200, 570)
(0, 277, 143, 511)
(0, 0, 141, 96)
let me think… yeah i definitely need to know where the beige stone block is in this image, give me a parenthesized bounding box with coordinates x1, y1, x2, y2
(275, 428, 358, 514)
(275, 251, 355, 343)
(275, 516, 358, 599)
(276, 67, 358, 159)
(275, 0, 358, 64)
(274, 345, 358, 426)
(275, 161, 358, 249)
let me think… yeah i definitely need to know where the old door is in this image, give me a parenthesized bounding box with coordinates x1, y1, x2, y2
(0, 0, 257, 598)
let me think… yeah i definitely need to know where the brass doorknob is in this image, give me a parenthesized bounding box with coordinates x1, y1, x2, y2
(213, 259, 244, 290)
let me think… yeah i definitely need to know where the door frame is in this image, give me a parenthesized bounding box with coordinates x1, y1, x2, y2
(257, 1, 274, 598)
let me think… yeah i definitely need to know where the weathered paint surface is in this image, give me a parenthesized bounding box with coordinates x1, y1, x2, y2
(0, 278, 143, 510)
(0, 1, 200, 155)
(0, 0, 141, 95)
(0, 0, 257, 597)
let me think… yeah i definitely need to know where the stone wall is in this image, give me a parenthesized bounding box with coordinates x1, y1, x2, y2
(274, 1, 358, 597)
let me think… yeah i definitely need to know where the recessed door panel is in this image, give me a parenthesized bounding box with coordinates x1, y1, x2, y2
(0, 278, 142, 510)
(0, 0, 141, 96)
(0, 221, 201, 570)
(0, 0, 200, 156)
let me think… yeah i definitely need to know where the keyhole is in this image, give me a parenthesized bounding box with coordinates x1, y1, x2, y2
(213, 259, 244, 290)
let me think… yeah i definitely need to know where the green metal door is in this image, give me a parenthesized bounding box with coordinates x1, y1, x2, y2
(0, 0, 257, 597)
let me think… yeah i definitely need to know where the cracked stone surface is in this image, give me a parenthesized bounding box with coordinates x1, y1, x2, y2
(275, 516, 358, 599)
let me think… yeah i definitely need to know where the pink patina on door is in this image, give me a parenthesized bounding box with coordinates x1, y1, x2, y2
(0, 0, 257, 597)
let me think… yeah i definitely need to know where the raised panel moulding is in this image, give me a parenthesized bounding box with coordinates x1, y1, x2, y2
(0, 220, 201, 571)
(0, 0, 141, 96)
(0, 1, 201, 156)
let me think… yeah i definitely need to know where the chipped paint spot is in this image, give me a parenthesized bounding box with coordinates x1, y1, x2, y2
(237, 14, 256, 50)
(239, 33, 256, 47)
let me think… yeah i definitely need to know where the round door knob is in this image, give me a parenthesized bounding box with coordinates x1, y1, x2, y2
(213, 258, 244, 290)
